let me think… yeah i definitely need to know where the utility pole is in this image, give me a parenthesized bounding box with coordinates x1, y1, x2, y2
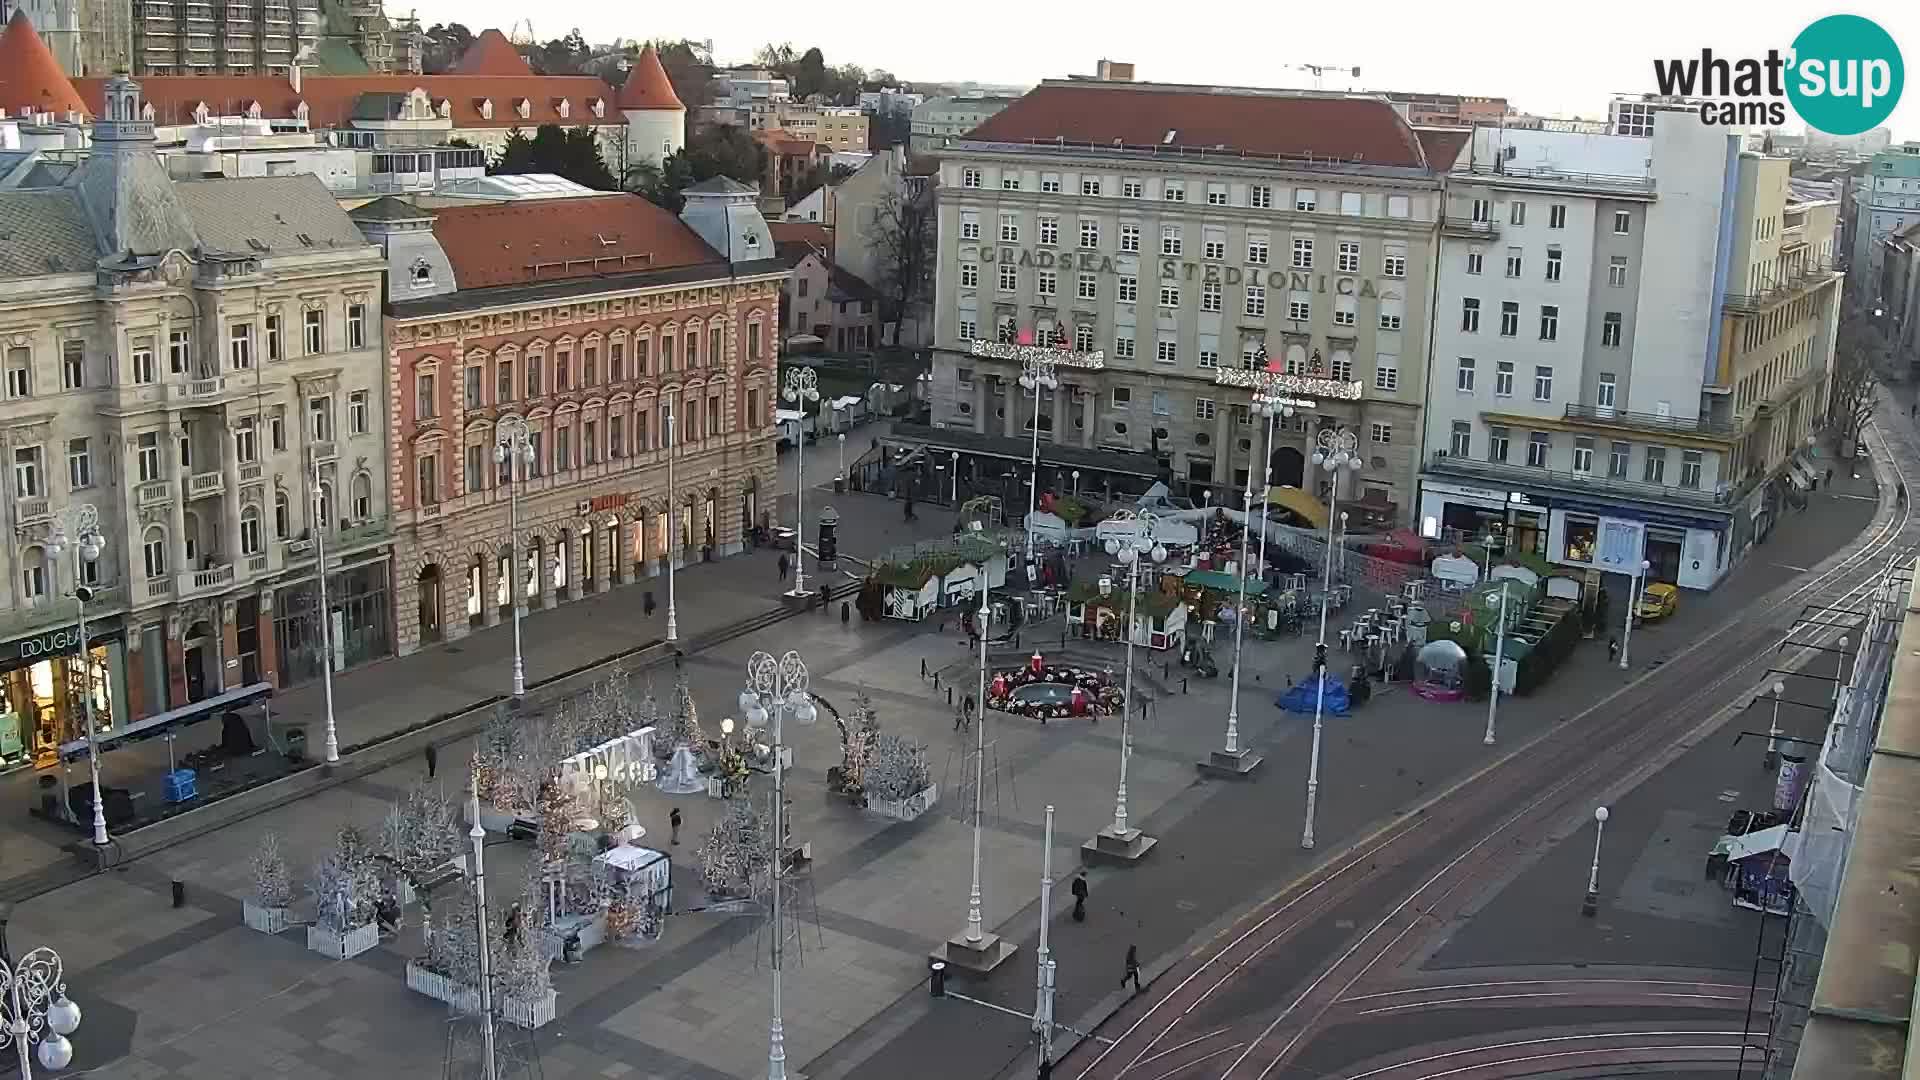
(1032, 805, 1056, 1076)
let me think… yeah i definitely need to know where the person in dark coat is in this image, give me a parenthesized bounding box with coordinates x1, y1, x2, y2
(1070, 871, 1089, 922)
(669, 807, 682, 845)
(1122, 944, 1142, 992)
(424, 741, 438, 779)
(778, 553, 790, 581)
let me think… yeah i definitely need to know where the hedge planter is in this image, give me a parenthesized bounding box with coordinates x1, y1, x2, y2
(308, 921, 380, 960)
(242, 901, 290, 935)
(405, 962, 559, 1029)
(867, 783, 939, 823)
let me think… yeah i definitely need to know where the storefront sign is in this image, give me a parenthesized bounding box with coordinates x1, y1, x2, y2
(967, 340, 1105, 368)
(1595, 518, 1646, 571)
(965, 246, 1384, 296)
(1506, 492, 1539, 507)
(1213, 367, 1364, 402)
(8, 623, 116, 665)
(578, 493, 635, 516)
(1420, 481, 1509, 506)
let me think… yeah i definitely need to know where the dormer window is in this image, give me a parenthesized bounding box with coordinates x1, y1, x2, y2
(436, 99, 451, 119)
(246, 100, 262, 119)
(294, 101, 309, 126)
(141, 102, 156, 121)
(476, 98, 493, 120)
(514, 98, 530, 119)
(407, 88, 432, 120)
(192, 102, 210, 125)
(410, 258, 433, 289)
(556, 99, 571, 120)
(590, 98, 605, 118)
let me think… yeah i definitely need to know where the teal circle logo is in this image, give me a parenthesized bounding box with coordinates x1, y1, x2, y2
(1787, 14, 1904, 136)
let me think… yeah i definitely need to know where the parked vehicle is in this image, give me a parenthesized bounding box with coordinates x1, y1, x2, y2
(1636, 582, 1679, 623)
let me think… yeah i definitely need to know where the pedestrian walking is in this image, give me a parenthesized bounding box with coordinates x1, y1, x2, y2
(424, 741, 438, 779)
(1070, 870, 1089, 922)
(954, 702, 968, 732)
(644, 591, 657, 616)
(778, 553, 790, 582)
(1122, 944, 1142, 993)
(1826, 467, 1834, 487)
(964, 693, 976, 717)
(1607, 636, 1619, 664)
(670, 807, 682, 846)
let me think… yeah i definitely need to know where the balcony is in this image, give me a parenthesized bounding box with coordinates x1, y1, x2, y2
(13, 496, 49, 524)
(1425, 451, 1731, 510)
(187, 471, 225, 499)
(144, 578, 174, 601)
(336, 517, 393, 550)
(165, 375, 238, 406)
(240, 463, 263, 484)
(1440, 215, 1499, 239)
(137, 480, 174, 508)
(1723, 263, 1841, 313)
(309, 440, 338, 465)
(1561, 404, 1739, 439)
(177, 563, 235, 597)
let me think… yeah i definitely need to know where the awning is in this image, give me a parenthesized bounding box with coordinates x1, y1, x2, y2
(62, 681, 274, 764)
(1264, 485, 1329, 529)
(1722, 823, 1800, 863)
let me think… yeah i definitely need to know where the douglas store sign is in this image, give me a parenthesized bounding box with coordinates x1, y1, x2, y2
(7, 622, 116, 666)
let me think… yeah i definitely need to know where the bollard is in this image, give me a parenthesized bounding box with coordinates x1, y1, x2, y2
(930, 960, 947, 998)
(172, 880, 186, 908)
(947, 686, 953, 706)
(933, 672, 941, 692)
(922, 658, 928, 679)
(1182, 677, 1189, 694)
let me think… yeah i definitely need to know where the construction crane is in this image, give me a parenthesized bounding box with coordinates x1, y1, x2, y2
(1292, 62, 1361, 90)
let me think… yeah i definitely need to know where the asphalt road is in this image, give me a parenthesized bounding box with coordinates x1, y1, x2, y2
(798, 412, 1898, 1080)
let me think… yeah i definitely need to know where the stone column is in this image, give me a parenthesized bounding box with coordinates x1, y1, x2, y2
(973, 379, 988, 433)
(482, 551, 503, 628)
(164, 611, 188, 708)
(168, 458, 188, 580)
(1052, 382, 1067, 444)
(219, 598, 239, 694)
(1004, 376, 1020, 438)
(123, 628, 148, 722)
(1082, 382, 1098, 449)
(221, 425, 243, 567)
(446, 565, 472, 643)
(258, 590, 280, 686)
(540, 533, 559, 610)
(567, 524, 585, 602)
(1215, 405, 1233, 494)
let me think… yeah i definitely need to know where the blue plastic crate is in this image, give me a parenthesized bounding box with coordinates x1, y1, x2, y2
(163, 769, 197, 803)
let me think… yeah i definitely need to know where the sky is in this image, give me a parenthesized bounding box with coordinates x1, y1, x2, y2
(408, 0, 1920, 142)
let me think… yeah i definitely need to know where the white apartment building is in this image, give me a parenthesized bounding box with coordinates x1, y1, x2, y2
(1847, 142, 1920, 279)
(0, 75, 392, 770)
(919, 80, 1450, 520)
(909, 94, 1019, 155)
(1420, 123, 1840, 590)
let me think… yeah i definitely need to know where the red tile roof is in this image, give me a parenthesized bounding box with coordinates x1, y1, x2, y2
(1414, 127, 1472, 171)
(430, 194, 724, 290)
(756, 129, 821, 158)
(616, 45, 682, 111)
(73, 72, 616, 129)
(449, 29, 532, 76)
(965, 82, 1430, 170)
(769, 221, 831, 250)
(0, 11, 87, 118)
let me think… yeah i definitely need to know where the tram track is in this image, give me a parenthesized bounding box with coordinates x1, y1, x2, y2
(1066, 417, 1914, 1080)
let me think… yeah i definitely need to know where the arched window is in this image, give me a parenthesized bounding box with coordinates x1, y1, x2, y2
(18, 546, 46, 604)
(143, 526, 168, 577)
(351, 471, 373, 520)
(274, 490, 290, 538)
(240, 504, 263, 555)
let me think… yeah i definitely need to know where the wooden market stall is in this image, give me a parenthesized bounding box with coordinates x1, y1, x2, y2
(1064, 576, 1188, 651)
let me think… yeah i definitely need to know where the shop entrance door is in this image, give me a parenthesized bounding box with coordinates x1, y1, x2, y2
(1646, 529, 1685, 584)
(184, 621, 214, 702)
(416, 564, 443, 644)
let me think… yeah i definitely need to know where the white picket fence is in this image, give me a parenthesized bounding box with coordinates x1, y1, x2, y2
(405, 962, 559, 1029)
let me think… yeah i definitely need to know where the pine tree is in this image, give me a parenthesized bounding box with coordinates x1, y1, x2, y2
(866, 732, 931, 802)
(699, 799, 771, 898)
(252, 832, 292, 908)
(661, 671, 706, 751)
(534, 780, 582, 865)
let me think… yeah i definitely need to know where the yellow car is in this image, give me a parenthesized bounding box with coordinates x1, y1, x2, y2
(1636, 582, 1679, 623)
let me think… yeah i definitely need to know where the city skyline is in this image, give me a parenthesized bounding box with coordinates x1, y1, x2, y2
(404, 0, 1919, 142)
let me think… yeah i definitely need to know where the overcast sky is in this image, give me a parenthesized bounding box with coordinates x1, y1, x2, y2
(414, 0, 1919, 140)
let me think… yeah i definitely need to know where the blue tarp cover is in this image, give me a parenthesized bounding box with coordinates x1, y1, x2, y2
(1274, 674, 1350, 716)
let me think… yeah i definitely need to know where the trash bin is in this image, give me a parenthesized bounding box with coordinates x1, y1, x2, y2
(286, 726, 308, 763)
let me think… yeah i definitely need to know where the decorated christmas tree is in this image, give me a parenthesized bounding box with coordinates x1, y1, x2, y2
(533, 780, 583, 865)
(660, 671, 706, 751)
(699, 798, 771, 899)
(831, 690, 881, 798)
(865, 732, 932, 802)
(383, 783, 460, 878)
(252, 831, 292, 909)
(309, 851, 366, 933)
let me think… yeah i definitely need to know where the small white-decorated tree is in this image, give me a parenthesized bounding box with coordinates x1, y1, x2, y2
(866, 732, 932, 803)
(699, 799, 771, 899)
(252, 831, 293, 909)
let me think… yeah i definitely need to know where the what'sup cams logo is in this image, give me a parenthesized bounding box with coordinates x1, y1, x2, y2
(1651, 14, 1903, 135)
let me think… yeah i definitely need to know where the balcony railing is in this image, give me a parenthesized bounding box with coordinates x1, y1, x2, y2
(187, 471, 224, 499)
(145, 578, 174, 600)
(1440, 216, 1499, 238)
(137, 480, 174, 508)
(240, 463, 263, 484)
(1561, 404, 1739, 438)
(1426, 451, 1732, 509)
(177, 563, 235, 596)
(1724, 263, 1841, 313)
(336, 517, 393, 549)
(13, 496, 49, 524)
(247, 554, 270, 574)
(1453, 161, 1656, 195)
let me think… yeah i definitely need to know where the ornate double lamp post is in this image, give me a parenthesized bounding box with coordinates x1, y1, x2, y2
(782, 369, 821, 600)
(1301, 426, 1361, 850)
(47, 505, 107, 846)
(739, 650, 816, 1080)
(493, 416, 535, 699)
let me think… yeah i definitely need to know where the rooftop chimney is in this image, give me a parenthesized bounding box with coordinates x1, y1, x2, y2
(1096, 59, 1135, 82)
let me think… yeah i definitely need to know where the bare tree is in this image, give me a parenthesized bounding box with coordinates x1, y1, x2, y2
(867, 183, 934, 347)
(1830, 312, 1889, 445)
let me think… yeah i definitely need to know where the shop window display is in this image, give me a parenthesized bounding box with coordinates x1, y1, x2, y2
(1562, 517, 1599, 564)
(0, 642, 119, 769)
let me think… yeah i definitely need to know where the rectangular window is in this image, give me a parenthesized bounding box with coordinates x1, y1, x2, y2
(416, 452, 439, 504)
(1488, 425, 1509, 462)
(12, 446, 41, 497)
(527, 353, 545, 396)
(1079, 219, 1099, 248)
(465, 444, 485, 492)
(228, 323, 253, 370)
(1295, 188, 1317, 212)
(1526, 431, 1549, 467)
(1379, 299, 1403, 331)
(1038, 215, 1059, 246)
(1495, 361, 1514, 397)
(1287, 292, 1310, 321)
(4, 348, 29, 398)
(1247, 231, 1270, 265)
(1000, 214, 1019, 243)
(1037, 270, 1057, 297)
(999, 263, 1018, 292)
(1114, 336, 1135, 360)
(1120, 223, 1140, 252)
(1118, 276, 1138, 303)
(1549, 203, 1567, 229)
(411, 372, 432, 421)
(609, 414, 626, 458)
(1244, 285, 1266, 317)
(1457, 357, 1476, 392)
(1250, 185, 1273, 209)
(1572, 436, 1594, 473)
(610, 341, 626, 381)
(270, 414, 285, 452)
(1644, 446, 1666, 484)
(1040, 173, 1062, 193)
(1601, 312, 1622, 348)
(1500, 302, 1519, 337)
(351, 388, 371, 433)
(464, 366, 483, 408)
(67, 437, 91, 490)
(1545, 248, 1562, 281)
(555, 426, 571, 471)
(348, 304, 367, 350)
(1450, 421, 1471, 457)
(962, 167, 981, 188)
(999, 173, 1019, 191)
(1291, 237, 1314, 269)
(1334, 295, 1356, 326)
(1510, 200, 1527, 226)
(1337, 241, 1360, 273)
(1198, 348, 1219, 369)
(1081, 177, 1102, 197)
(497, 359, 514, 403)
(1162, 179, 1185, 202)
(1609, 441, 1630, 478)
(1161, 224, 1183, 256)
(303, 308, 324, 354)
(1370, 422, 1392, 444)
(1608, 256, 1629, 287)
(1204, 231, 1226, 261)
(1533, 365, 1553, 401)
(137, 433, 160, 482)
(1201, 280, 1223, 312)
(1680, 450, 1703, 489)
(1077, 274, 1098, 301)
(748, 323, 764, 361)
(308, 395, 332, 440)
(1151, 390, 1170, 415)
(1340, 191, 1362, 216)
(1539, 305, 1559, 341)
(169, 329, 191, 374)
(1613, 210, 1632, 234)
(1122, 178, 1143, 199)
(709, 328, 721, 366)
(1374, 353, 1399, 392)
(1206, 182, 1228, 206)
(1156, 338, 1178, 364)
(266, 314, 282, 361)
(1466, 249, 1484, 275)
(1382, 249, 1406, 278)
(1472, 198, 1492, 223)
(1598, 373, 1618, 408)
(1194, 398, 1216, 421)
(1505, 247, 1523, 277)
(1461, 298, 1480, 332)
(1112, 386, 1131, 409)
(677, 337, 692, 373)
(1160, 284, 1180, 309)
(132, 339, 156, 384)
(960, 212, 980, 240)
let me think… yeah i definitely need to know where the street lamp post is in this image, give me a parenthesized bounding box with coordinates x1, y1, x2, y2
(836, 432, 846, 486)
(1581, 805, 1610, 917)
(1090, 510, 1164, 862)
(1302, 427, 1362, 850)
(950, 451, 960, 504)
(740, 650, 817, 1080)
(1483, 583, 1508, 746)
(310, 455, 340, 762)
(465, 761, 498, 1080)
(783, 369, 820, 599)
(1201, 484, 1263, 777)
(1019, 353, 1059, 575)
(1070, 470, 1080, 498)
(0, 919, 83, 1077)
(1032, 804, 1057, 1073)
(493, 417, 535, 698)
(48, 504, 107, 846)
(935, 581, 1014, 970)
(665, 407, 678, 643)
(1765, 680, 1787, 771)
(1618, 559, 1650, 671)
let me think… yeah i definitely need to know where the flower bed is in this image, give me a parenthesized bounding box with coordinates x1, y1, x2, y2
(242, 901, 290, 935)
(987, 663, 1124, 721)
(867, 783, 938, 822)
(405, 962, 559, 1029)
(308, 921, 379, 960)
